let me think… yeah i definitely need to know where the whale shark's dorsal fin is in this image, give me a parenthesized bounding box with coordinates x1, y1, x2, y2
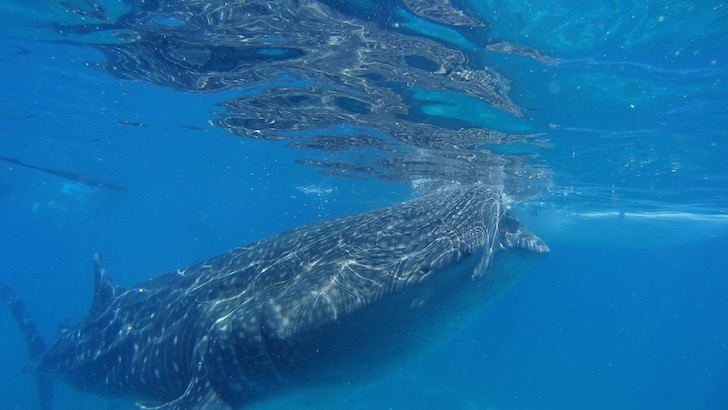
(92, 253, 123, 315)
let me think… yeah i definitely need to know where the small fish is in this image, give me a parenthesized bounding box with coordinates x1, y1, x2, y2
(118, 120, 148, 127)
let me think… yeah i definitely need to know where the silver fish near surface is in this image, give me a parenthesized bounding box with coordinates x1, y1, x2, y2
(4, 185, 548, 409)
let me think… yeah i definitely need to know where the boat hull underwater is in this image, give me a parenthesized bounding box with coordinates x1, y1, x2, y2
(3, 185, 548, 409)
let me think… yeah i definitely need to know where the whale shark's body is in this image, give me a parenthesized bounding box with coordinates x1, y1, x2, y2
(4, 185, 548, 409)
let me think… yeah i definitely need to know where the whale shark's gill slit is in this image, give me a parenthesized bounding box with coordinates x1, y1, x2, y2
(258, 302, 283, 384)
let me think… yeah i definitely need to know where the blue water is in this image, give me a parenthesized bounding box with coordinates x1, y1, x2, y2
(1, 1, 727, 409)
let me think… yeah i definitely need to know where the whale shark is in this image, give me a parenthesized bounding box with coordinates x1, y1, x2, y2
(0, 156, 128, 192)
(3, 185, 548, 409)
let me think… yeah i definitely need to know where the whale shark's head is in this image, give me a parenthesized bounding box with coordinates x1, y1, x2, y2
(246, 185, 549, 386)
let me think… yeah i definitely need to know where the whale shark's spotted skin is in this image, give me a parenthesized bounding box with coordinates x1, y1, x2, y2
(19, 185, 548, 409)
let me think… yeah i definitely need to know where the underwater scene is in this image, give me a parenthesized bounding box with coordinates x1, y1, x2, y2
(0, 0, 727, 409)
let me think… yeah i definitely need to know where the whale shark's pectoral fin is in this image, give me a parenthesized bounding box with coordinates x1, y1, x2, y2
(136, 364, 231, 410)
(135, 387, 230, 410)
